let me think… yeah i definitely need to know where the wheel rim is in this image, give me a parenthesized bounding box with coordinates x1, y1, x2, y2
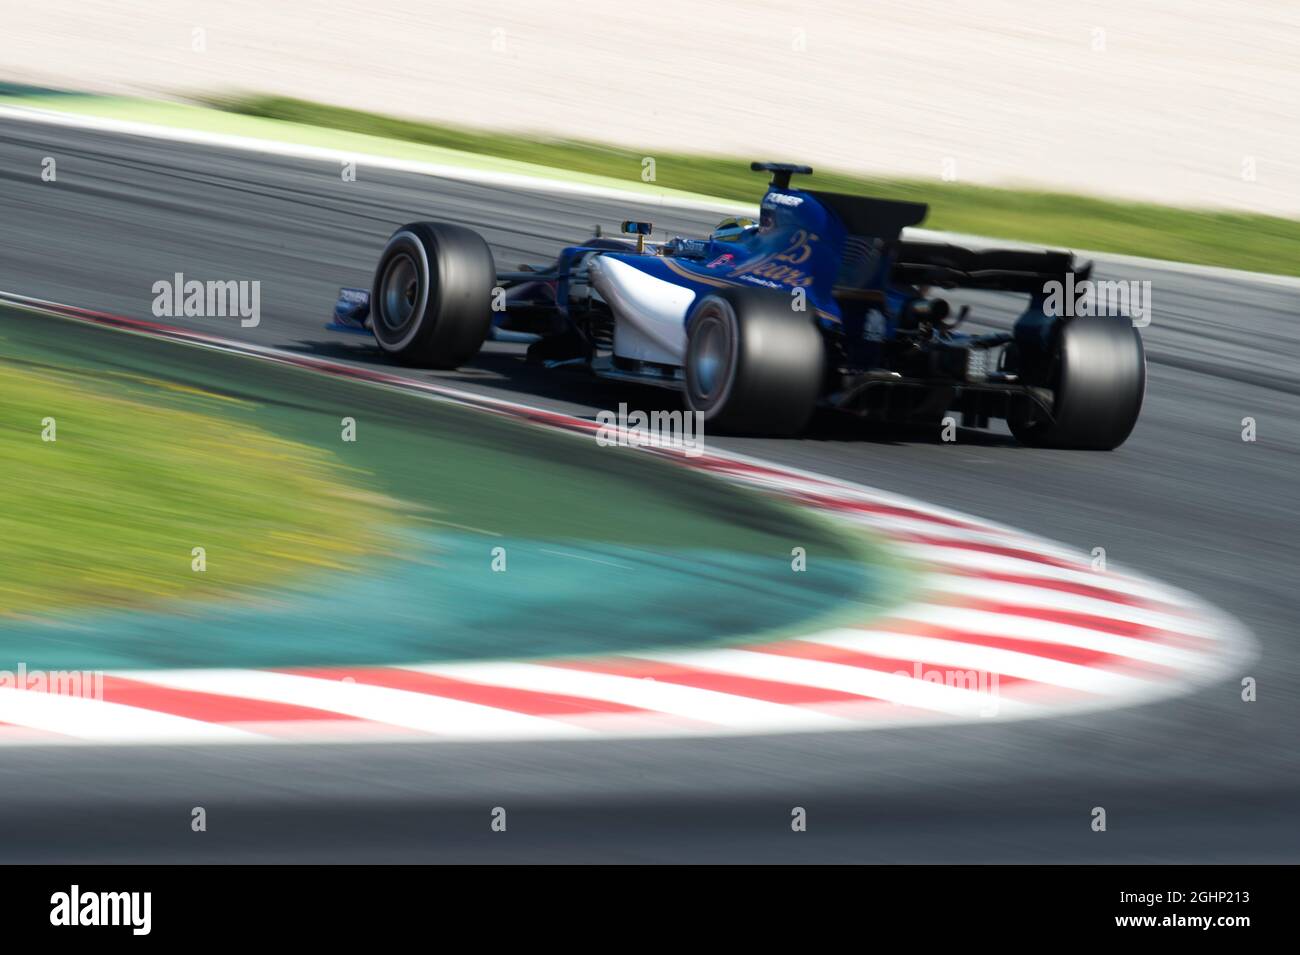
(691, 312, 731, 402)
(378, 252, 421, 332)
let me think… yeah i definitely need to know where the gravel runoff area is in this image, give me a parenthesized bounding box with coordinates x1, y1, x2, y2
(4, 0, 1298, 216)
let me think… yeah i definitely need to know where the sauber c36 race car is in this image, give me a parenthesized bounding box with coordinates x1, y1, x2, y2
(333, 163, 1145, 449)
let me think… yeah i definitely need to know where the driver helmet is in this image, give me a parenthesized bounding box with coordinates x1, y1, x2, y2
(710, 216, 757, 243)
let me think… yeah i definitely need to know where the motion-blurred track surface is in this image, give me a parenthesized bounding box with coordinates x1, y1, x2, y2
(0, 118, 1296, 861)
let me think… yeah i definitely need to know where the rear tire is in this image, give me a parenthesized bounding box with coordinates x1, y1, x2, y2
(684, 289, 824, 436)
(1009, 316, 1146, 450)
(370, 222, 495, 368)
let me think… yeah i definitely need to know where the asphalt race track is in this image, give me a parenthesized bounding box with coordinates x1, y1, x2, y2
(0, 117, 1296, 862)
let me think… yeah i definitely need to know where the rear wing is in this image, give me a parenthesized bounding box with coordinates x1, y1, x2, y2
(892, 241, 1089, 293)
(805, 190, 929, 241)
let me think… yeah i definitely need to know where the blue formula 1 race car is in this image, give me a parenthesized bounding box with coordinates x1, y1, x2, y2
(334, 163, 1145, 449)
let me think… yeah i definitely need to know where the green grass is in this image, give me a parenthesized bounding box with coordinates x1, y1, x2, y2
(215, 94, 1300, 278)
(0, 357, 396, 618)
(1, 306, 913, 665)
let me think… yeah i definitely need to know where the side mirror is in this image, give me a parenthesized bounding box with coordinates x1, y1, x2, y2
(621, 221, 653, 252)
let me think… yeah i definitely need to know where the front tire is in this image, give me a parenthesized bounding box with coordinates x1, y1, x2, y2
(1009, 316, 1146, 450)
(684, 289, 824, 436)
(370, 222, 495, 368)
